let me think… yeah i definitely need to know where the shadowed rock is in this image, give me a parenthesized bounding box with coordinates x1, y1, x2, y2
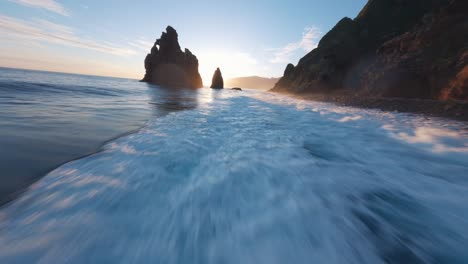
(141, 26, 203, 88)
(210, 68, 224, 89)
(359, 0, 467, 100)
(272, 0, 467, 101)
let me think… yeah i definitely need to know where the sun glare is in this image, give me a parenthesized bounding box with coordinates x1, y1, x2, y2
(197, 51, 258, 85)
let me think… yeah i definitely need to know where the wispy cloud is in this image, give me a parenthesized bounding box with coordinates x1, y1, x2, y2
(269, 27, 321, 64)
(0, 15, 137, 56)
(128, 39, 154, 52)
(8, 0, 69, 16)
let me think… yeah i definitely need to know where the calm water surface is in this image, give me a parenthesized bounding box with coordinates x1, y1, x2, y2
(0, 68, 197, 203)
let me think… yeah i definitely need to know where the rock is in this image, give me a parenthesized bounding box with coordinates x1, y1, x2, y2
(272, 16, 361, 92)
(284, 64, 295, 76)
(210, 68, 224, 89)
(141, 26, 203, 88)
(272, 0, 467, 102)
(231, 87, 242, 91)
(359, 0, 467, 100)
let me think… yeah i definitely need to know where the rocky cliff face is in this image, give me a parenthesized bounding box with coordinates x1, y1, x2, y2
(272, 0, 467, 101)
(141, 26, 203, 88)
(210, 68, 224, 89)
(359, 0, 467, 100)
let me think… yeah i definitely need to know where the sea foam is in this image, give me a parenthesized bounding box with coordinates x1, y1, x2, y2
(0, 90, 467, 263)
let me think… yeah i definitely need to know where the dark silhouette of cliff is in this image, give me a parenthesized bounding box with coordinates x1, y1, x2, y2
(210, 68, 224, 89)
(272, 0, 467, 101)
(141, 26, 203, 88)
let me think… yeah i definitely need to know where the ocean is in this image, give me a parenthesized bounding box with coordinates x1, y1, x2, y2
(0, 67, 198, 204)
(0, 68, 467, 263)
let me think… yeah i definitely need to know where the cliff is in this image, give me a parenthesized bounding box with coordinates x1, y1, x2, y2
(272, 0, 467, 102)
(141, 26, 203, 88)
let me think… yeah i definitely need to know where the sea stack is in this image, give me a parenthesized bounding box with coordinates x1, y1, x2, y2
(210, 68, 224, 89)
(141, 26, 203, 88)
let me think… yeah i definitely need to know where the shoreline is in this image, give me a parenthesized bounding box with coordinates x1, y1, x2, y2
(3, 89, 466, 208)
(0, 127, 145, 208)
(273, 91, 468, 122)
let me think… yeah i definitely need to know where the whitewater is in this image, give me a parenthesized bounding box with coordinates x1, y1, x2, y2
(1, 88, 467, 264)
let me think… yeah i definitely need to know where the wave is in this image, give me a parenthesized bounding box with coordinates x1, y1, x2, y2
(0, 90, 467, 263)
(0, 68, 154, 206)
(0, 80, 128, 97)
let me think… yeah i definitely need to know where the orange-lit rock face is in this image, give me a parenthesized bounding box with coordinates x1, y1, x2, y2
(442, 65, 468, 101)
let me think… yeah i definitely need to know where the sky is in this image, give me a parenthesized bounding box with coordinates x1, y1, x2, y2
(0, 0, 367, 83)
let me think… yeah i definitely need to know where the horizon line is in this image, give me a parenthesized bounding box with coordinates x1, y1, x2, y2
(0, 66, 282, 82)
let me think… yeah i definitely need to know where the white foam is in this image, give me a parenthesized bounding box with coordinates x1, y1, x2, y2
(0, 89, 467, 263)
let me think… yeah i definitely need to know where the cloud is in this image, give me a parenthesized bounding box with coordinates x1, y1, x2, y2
(128, 39, 154, 51)
(269, 27, 321, 64)
(33, 18, 74, 34)
(8, 0, 69, 16)
(0, 15, 137, 56)
(0, 49, 142, 79)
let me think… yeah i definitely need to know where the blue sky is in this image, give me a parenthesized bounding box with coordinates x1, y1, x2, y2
(0, 0, 367, 82)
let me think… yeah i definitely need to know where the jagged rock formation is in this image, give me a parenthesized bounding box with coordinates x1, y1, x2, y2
(141, 26, 203, 88)
(272, 0, 467, 101)
(210, 68, 224, 89)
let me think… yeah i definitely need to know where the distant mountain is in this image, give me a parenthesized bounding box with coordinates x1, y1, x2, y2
(225, 76, 280, 90)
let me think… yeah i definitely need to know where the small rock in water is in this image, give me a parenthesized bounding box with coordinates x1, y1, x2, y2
(210, 68, 224, 89)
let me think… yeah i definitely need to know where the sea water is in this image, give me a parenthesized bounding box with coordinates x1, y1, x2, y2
(0, 68, 468, 263)
(0, 68, 195, 203)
